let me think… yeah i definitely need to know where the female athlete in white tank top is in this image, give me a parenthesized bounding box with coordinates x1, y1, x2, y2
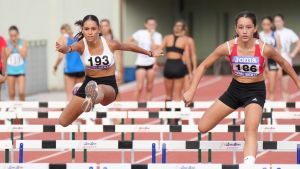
(56, 15, 162, 127)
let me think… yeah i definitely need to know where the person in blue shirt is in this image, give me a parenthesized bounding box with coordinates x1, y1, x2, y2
(4, 25, 28, 101)
(53, 24, 85, 101)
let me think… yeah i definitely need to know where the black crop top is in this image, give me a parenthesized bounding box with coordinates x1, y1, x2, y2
(166, 35, 184, 55)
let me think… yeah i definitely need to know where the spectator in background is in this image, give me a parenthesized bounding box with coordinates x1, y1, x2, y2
(259, 16, 281, 101)
(128, 17, 162, 101)
(0, 36, 7, 100)
(181, 26, 197, 91)
(4, 26, 28, 101)
(159, 20, 191, 102)
(53, 24, 85, 101)
(274, 14, 300, 101)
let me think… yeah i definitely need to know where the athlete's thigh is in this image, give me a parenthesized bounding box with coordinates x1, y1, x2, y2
(59, 96, 85, 125)
(244, 103, 262, 131)
(99, 84, 117, 106)
(199, 100, 235, 131)
(146, 69, 156, 86)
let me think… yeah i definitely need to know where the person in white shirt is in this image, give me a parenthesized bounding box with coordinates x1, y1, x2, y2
(259, 16, 281, 101)
(274, 14, 300, 100)
(128, 17, 162, 101)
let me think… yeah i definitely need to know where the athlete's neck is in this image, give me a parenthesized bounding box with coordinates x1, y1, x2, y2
(237, 38, 256, 49)
(87, 37, 100, 48)
(277, 27, 284, 30)
(174, 32, 183, 36)
(103, 34, 112, 40)
(263, 30, 272, 34)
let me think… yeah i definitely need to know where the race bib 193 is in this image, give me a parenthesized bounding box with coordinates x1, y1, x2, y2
(232, 56, 260, 77)
(85, 55, 112, 69)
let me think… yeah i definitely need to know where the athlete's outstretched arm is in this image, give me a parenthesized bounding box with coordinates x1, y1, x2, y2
(265, 45, 300, 88)
(110, 40, 162, 58)
(56, 41, 84, 55)
(183, 43, 228, 105)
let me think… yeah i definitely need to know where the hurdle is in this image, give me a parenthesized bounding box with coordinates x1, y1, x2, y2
(16, 140, 300, 152)
(1, 101, 300, 110)
(16, 140, 300, 164)
(0, 163, 298, 169)
(0, 163, 97, 169)
(78, 124, 300, 133)
(99, 164, 300, 169)
(1, 110, 300, 121)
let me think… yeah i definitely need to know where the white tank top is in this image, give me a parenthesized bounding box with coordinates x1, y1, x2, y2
(82, 36, 115, 70)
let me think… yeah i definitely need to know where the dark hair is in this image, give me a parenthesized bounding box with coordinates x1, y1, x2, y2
(261, 16, 275, 31)
(9, 25, 19, 33)
(100, 19, 114, 39)
(261, 16, 273, 23)
(145, 17, 156, 23)
(234, 11, 259, 39)
(74, 15, 101, 41)
(175, 19, 187, 32)
(274, 13, 284, 21)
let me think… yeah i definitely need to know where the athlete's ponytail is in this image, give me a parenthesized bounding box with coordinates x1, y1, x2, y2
(253, 31, 259, 39)
(74, 20, 84, 42)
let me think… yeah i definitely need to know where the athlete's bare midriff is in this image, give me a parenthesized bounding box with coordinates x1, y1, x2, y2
(233, 74, 264, 83)
(85, 65, 115, 78)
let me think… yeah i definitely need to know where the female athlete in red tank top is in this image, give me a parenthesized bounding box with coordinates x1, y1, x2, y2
(183, 11, 300, 164)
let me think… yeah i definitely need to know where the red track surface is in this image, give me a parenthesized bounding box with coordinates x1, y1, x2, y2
(0, 75, 299, 164)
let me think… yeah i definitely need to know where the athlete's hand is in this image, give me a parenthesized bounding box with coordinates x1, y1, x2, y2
(0, 74, 7, 84)
(52, 65, 58, 75)
(183, 88, 196, 107)
(56, 42, 69, 54)
(150, 49, 163, 58)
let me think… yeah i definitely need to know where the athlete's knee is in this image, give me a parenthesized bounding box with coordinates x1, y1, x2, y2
(19, 92, 25, 99)
(9, 91, 15, 98)
(198, 123, 210, 133)
(58, 117, 71, 127)
(244, 127, 258, 140)
(146, 84, 153, 92)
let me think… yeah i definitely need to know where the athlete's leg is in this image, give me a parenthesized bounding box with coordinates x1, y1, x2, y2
(7, 76, 16, 100)
(173, 77, 184, 101)
(243, 103, 262, 164)
(135, 69, 147, 101)
(146, 68, 156, 101)
(17, 75, 26, 101)
(64, 75, 76, 101)
(267, 70, 277, 101)
(59, 96, 84, 127)
(198, 100, 234, 133)
(164, 78, 174, 101)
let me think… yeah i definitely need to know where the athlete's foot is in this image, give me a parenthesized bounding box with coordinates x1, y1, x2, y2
(82, 80, 98, 112)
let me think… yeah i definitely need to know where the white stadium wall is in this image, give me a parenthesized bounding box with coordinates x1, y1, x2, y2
(0, 0, 121, 90)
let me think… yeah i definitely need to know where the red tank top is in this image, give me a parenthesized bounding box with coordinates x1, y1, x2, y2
(229, 38, 265, 77)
